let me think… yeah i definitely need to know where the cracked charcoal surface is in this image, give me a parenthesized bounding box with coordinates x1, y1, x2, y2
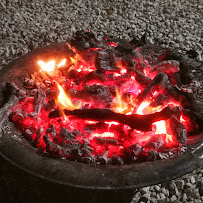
(0, 0, 203, 202)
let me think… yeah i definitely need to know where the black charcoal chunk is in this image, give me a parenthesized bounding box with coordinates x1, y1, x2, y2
(111, 154, 124, 165)
(23, 78, 36, 89)
(95, 50, 118, 72)
(59, 127, 76, 142)
(169, 116, 187, 144)
(97, 151, 109, 165)
(0, 95, 19, 132)
(186, 50, 198, 59)
(129, 143, 143, 156)
(150, 94, 170, 107)
(69, 31, 101, 50)
(93, 137, 118, 145)
(46, 124, 56, 137)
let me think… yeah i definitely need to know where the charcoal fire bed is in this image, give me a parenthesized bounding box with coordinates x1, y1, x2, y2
(0, 33, 203, 190)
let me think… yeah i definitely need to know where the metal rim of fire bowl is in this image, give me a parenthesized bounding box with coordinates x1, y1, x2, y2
(0, 42, 202, 190)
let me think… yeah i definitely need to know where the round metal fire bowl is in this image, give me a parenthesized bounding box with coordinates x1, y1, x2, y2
(0, 43, 203, 190)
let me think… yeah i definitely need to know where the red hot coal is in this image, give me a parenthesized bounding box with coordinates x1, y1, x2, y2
(3, 31, 202, 165)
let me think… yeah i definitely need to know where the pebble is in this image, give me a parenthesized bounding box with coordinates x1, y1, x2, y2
(184, 182, 194, 190)
(175, 180, 184, 190)
(169, 181, 180, 196)
(139, 186, 150, 195)
(154, 185, 160, 192)
(190, 176, 196, 184)
(170, 195, 177, 202)
(182, 193, 187, 202)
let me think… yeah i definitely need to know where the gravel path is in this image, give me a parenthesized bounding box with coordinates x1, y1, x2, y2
(0, 0, 203, 202)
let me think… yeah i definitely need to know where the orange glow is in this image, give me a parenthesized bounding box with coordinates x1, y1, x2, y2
(86, 120, 98, 124)
(142, 105, 164, 115)
(77, 65, 95, 73)
(61, 110, 69, 122)
(91, 132, 115, 138)
(137, 100, 175, 146)
(38, 60, 55, 72)
(56, 83, 81, 110)
(154, 120, 167, 134)
(165, 134, 173, 144)
(57, 59, 66, 68)
(131, 76, 135, 80)
(136, 100, 151, 115)
(114, 73, 121, 77)
(153, 120, 174, 145)
(120, 68, 127, 75)
(70, 56, 76, 63)
(180, 115, 186, 123)
(104, 121, 120, 127)
(112, 88, 128, 113)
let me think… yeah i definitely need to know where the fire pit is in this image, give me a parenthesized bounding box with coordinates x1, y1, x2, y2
(0, 31, 202, 189)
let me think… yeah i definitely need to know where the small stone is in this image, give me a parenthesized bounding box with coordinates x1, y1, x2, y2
(182, 193, 187, 202)
(173, 43, 180, 48)
(160, 188, 169, 197)
(159, 193, 166, 200)
(154, 185, 160, 192)
(138, 196, 149, 203)
(169, 182, 180, 196)
(139, 186, 150, 195)
(176, 180, 185, 190)
(170, 195, 177, 202)
(184, 183, 194, 190)
(133, 192, 141, 201)
(183, 188, 193, 198)
(190, 176, 196, 184)
(150, 197, 158, 203)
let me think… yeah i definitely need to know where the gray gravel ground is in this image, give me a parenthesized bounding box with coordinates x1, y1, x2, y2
(0, 0, 203, 202)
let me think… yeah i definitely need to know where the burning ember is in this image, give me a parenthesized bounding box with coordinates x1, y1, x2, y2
(2, 31, 202, 165)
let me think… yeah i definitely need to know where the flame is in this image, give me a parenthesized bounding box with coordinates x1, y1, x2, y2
(70, 56, 76, 63)
(120, 68, 127, 75)
(136, 100, 151, 115)
(104, 121, 119, 127)
(137, 100, 174, 145)
(114, 73, 121, 77)
(154, 120, 167, 134)
(112, 88, 129, 113)
(56, 83, 81, 110)
(38, 60, 55, 72)
(38, 59, 67, 72)
(86, 120, 98, 124)
(57, 59, 66, 68)
(180, 115, 186, 123)
(153, 120, 174, 145)
(131, 76, 135, 80)
(91, 132, 115, 138)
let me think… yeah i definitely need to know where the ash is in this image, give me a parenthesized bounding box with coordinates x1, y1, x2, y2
(0, 0, 203, 202)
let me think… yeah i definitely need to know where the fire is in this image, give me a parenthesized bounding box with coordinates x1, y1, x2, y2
(154, 120, 174, 145)
(10, 31, 196, 164)
(120, 68, 127, 75)
(38, 59, 67, 72)
(57, 59, 66, 68)
(136, 100, 151, 115)
(154, 120, 167, 134)
(70, 56, 76, 63)
(77, 65, 95, 73)
(91, 132, 115, 138)
(137, 100, 174, 145)
(38, 60, 55, 72)
(56, 83, 81, 110)
(112, 88, 129, 114)
(104, 121, 119, 127)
